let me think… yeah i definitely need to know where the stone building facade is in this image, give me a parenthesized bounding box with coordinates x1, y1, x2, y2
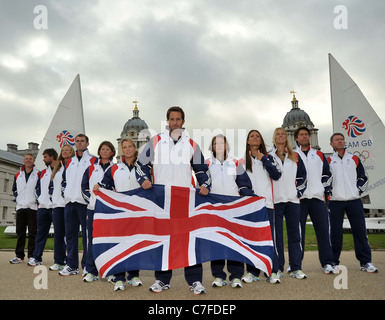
(0, 150, 24, 225)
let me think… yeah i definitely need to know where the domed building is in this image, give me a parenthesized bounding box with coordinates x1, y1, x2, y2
(117, 101, 151, 161)
(282, 92, 320, 150)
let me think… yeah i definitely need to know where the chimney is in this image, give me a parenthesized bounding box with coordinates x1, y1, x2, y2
(7, 144, 18, 153)
(28, 142, 39, 150)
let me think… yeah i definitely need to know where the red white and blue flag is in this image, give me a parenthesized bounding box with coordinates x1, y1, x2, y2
(93, 185, 274, 278)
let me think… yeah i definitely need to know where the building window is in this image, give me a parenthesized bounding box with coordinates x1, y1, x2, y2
(3, 178, 9, 193)
(2, 207, 7, 220)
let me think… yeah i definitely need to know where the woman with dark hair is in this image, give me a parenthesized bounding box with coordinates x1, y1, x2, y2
(240, 130, 281, 284)
(81, 141, 115, 282)
(207, 134, 254, 288)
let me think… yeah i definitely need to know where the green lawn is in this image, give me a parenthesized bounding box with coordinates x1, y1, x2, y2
(286, 223, 385, 251)
(1, 224, 384, 251)
(0, 226, 83, 251)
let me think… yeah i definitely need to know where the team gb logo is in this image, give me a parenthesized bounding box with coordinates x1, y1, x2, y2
(57, 130, 76, 148)
(342, 115, 366, 138)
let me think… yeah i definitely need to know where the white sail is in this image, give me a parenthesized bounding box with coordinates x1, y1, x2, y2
(329, 53, 385, 210)
(35, 74, 85, 170)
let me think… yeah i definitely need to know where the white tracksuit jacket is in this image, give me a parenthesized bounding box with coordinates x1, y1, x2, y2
(62, 149, 98, 205)
(206, 155, 253, 197)
(100, 160, 141, 193)
(12, 166, 39, 211)
(81, 159, 115, 210)
(327, 150, 368, 201)
(239, 154, 281, 209)
(136, 128, 211, 189)
(50, 164, 66, 208)
(295, 146, 332, 201)
(269, 148, 307, 204)
(36, 165, 54, 209)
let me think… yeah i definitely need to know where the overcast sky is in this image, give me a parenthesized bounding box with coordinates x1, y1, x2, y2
(1, 0, 384, 159)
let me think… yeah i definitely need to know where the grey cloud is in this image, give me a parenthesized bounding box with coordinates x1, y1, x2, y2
(0, 0, 384, 154)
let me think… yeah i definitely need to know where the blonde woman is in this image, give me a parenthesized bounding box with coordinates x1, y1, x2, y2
(269, 128, 307, 280)
(96, 138, 142, 291)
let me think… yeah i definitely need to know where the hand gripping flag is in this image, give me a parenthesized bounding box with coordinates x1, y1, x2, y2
(93, 185, 274, 278)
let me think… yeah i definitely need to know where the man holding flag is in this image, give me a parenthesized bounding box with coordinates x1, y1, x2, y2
(135, 106, 211, 294)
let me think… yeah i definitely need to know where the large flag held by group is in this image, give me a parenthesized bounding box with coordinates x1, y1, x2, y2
(93, 185, 274, 278)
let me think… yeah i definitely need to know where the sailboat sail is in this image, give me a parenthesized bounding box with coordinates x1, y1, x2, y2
(329, 53, 385, 210)
(35, 74, 85, 170)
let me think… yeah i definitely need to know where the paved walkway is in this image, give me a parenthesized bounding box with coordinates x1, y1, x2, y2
(1, 250, 384, 301)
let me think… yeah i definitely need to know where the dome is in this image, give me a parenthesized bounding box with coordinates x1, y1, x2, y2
(122, 117, 148, 134)
(282, 95, 314, 128)
(121, 104, 149, 136)
(282, 108, 314, 127)
(117, 102, 151, 159)
(281, 92, 320, 150)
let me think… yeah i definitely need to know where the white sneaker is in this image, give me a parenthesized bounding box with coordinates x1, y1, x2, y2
(190, 281, 206, 295)
(83, 273, 99, 282)
(27, 257, 41, 266)
(212, 277, 227, 287)
(323, 264, 336, 274)
(128, 277, 143, 287)
(360, 263, 378, 273)
(59, 265, 79, 276)
(230, 278, 243, 288)
(290, 270, 307, 279)
(149, 280, 170, 293)
(267, 273, 281, 284)
(241, 272, 259, 283)
(107, 275, 116, 283)
(114, 280, 126, 291)
(49, 263, 65, 271)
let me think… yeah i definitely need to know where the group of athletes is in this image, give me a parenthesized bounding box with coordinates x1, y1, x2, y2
(10, 106, 378, 295)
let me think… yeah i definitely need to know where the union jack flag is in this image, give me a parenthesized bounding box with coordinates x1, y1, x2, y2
(93, 185, 274, 278)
